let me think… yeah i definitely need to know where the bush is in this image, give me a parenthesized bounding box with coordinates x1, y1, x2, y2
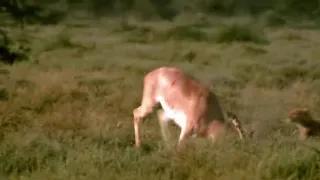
(0, 29, 31, 65)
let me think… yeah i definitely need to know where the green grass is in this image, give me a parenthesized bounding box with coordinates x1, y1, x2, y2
(1, 17, 320, 179)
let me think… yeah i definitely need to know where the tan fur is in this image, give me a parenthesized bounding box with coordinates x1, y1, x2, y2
(286, 108, 320, 140)
(133, 67, 245, 148)
(226, 111, 246, 140)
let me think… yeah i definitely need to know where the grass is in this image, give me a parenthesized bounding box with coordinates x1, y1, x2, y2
(1, 16, 320, 179)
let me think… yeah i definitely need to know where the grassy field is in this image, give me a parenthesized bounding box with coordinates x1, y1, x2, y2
(1, 16, 320, 179)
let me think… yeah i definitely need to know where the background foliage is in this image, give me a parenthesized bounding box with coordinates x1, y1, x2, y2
(0, 0, 320, 179)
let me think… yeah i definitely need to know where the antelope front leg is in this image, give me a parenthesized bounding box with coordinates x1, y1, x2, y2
(157, 109, 172, 148)
(134, 117, 141, 147)
(133, 108, 142, 148)
(133, 105, 154, 148)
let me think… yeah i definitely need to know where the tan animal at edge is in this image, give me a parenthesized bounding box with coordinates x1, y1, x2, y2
(132, 67, 245, 148)
(225, 111, 246, 140)
(285, 108, 320, 140)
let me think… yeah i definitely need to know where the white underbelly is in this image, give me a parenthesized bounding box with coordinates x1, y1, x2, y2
(156, 96, 186, 129)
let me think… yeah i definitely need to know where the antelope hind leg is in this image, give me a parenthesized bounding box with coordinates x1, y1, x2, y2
(157, 109, 172, 148)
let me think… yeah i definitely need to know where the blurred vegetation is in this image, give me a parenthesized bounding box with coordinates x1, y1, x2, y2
(66, 0, 320, 20)
(1, 0, 319, 24)
(0, 0, 319, 65)
(0, 0, 320, 179)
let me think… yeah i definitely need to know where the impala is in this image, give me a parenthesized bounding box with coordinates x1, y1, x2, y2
(133, 67, 245, 148)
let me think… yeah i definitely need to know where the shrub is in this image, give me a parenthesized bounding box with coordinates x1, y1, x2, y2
(0, 30, 31, 65)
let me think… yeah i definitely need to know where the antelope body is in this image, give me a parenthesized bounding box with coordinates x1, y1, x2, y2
(133, 67, 244, 148)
